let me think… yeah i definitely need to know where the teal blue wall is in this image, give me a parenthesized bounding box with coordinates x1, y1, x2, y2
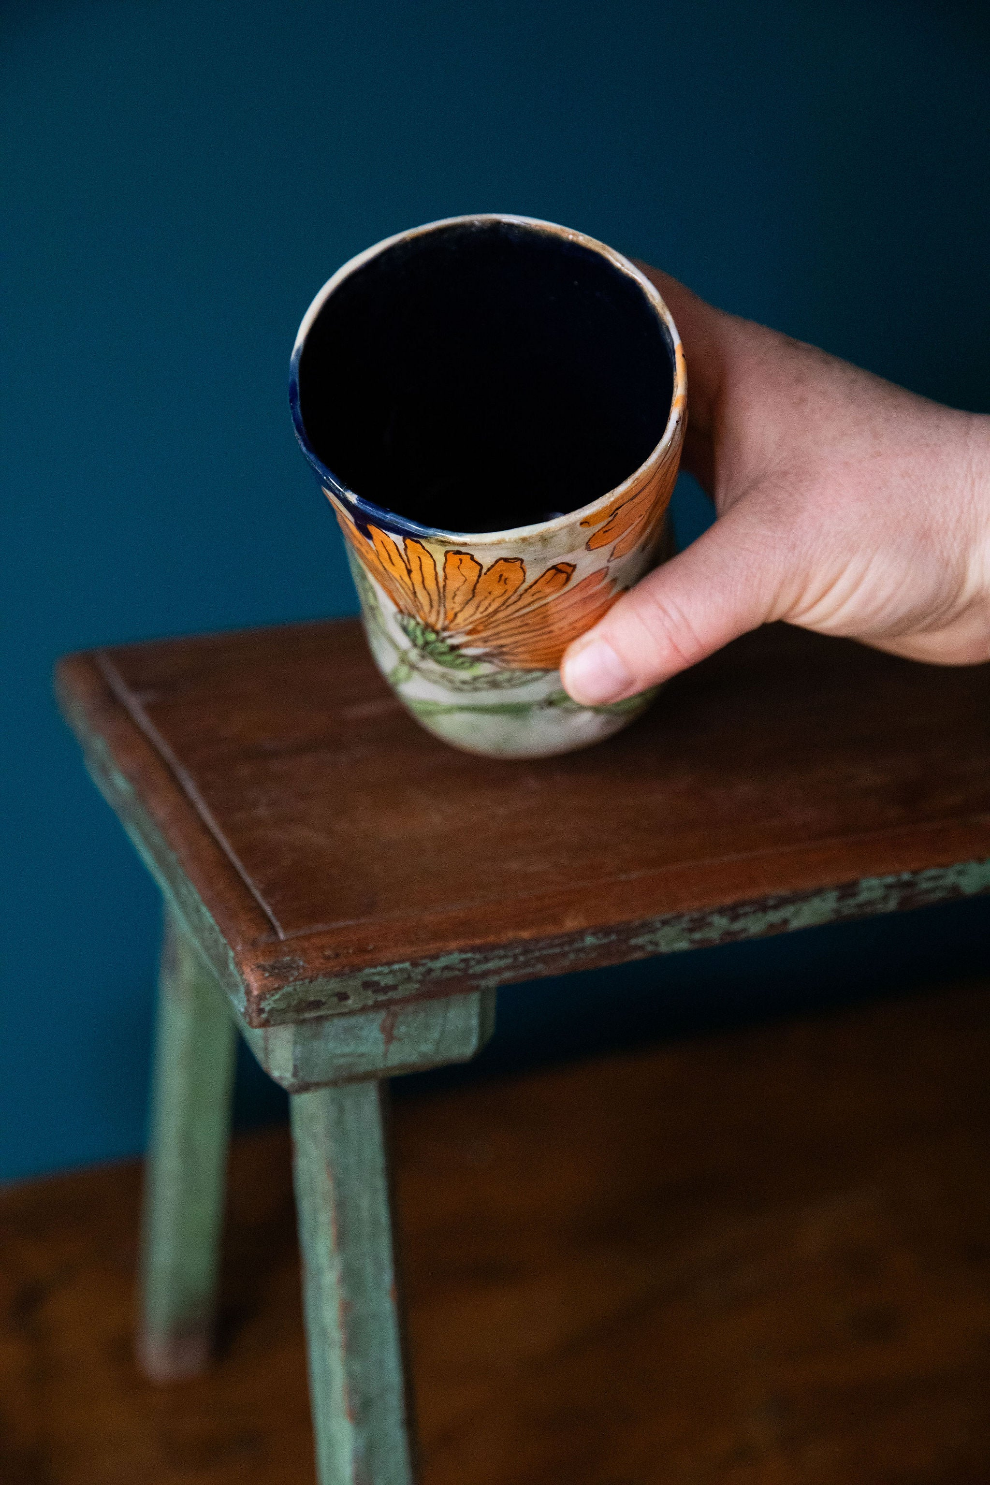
(4, 1, 989, 1181)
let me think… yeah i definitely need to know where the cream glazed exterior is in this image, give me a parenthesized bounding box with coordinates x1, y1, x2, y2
(290, 214, 687, 759)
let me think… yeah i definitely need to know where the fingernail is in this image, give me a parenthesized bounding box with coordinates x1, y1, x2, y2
(562, 639, 633, 706)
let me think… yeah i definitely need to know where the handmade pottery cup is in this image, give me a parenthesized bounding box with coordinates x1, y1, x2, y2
(290, 213, 686, 759)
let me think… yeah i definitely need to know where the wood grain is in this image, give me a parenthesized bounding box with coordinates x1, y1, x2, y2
(55, 621, 990, 1025)
(4, 980, 990, 1484)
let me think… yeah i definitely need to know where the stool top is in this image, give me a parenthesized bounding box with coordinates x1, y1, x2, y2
(57, 619, 990, 1027)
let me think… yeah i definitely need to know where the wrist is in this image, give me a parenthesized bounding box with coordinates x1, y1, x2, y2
(964, 413, 990, 605)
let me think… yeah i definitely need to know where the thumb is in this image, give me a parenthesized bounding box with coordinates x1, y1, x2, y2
(561, 507, 785, 704)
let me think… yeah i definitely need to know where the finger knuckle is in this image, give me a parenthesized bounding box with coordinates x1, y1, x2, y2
(628, 586, 707, 672)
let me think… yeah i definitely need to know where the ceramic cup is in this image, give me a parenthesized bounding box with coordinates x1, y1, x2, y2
(290, 213, 686, 759)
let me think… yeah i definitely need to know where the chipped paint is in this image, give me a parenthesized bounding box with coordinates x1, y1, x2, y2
(291, 1083, 414, 1485)
(137, 912, 238, 1381)
(241, 990, 497, 1090)
(254, 857, 990, 1027)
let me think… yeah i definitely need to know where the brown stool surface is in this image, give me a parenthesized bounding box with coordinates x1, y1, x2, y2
(56, 620, 990, 1025)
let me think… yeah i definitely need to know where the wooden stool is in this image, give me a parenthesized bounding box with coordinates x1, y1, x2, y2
(56, 619, 990, 1485)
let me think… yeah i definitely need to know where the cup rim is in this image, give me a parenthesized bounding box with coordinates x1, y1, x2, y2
(289, 212, 687, 546)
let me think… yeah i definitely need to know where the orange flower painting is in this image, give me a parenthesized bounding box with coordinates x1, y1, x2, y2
(335, 504, 618, 672)
(581, 426, 681, 557)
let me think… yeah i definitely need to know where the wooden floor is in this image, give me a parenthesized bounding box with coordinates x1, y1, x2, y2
(4, 982, 990, 1485)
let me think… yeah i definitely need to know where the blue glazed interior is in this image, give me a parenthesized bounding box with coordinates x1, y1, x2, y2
(292, 220, 674, 536)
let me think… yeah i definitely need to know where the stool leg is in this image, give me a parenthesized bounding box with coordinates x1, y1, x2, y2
(137, 908, 237, 1381)
(291, 1081, 415, 1485)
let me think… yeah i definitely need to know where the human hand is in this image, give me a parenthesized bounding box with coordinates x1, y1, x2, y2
(561, 265, 990, 706)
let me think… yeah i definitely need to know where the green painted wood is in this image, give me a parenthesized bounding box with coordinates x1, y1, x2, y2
(292, 1081, 415, 1485)
(256, 858, 990, 1024)
(137, 909, 238, 1382)
(242, 990, 497, 1090)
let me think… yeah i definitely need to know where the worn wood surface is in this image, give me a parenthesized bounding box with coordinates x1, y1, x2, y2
(138, 911, 237, 1381)
(55, 621, 990, 1026)
(4, 979, 990, 1485)
(243, 987, 497, 1091)
(291, 1083, 414, 1485)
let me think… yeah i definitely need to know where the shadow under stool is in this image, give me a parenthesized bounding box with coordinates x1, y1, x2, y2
(56, 618, 990, 1485)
